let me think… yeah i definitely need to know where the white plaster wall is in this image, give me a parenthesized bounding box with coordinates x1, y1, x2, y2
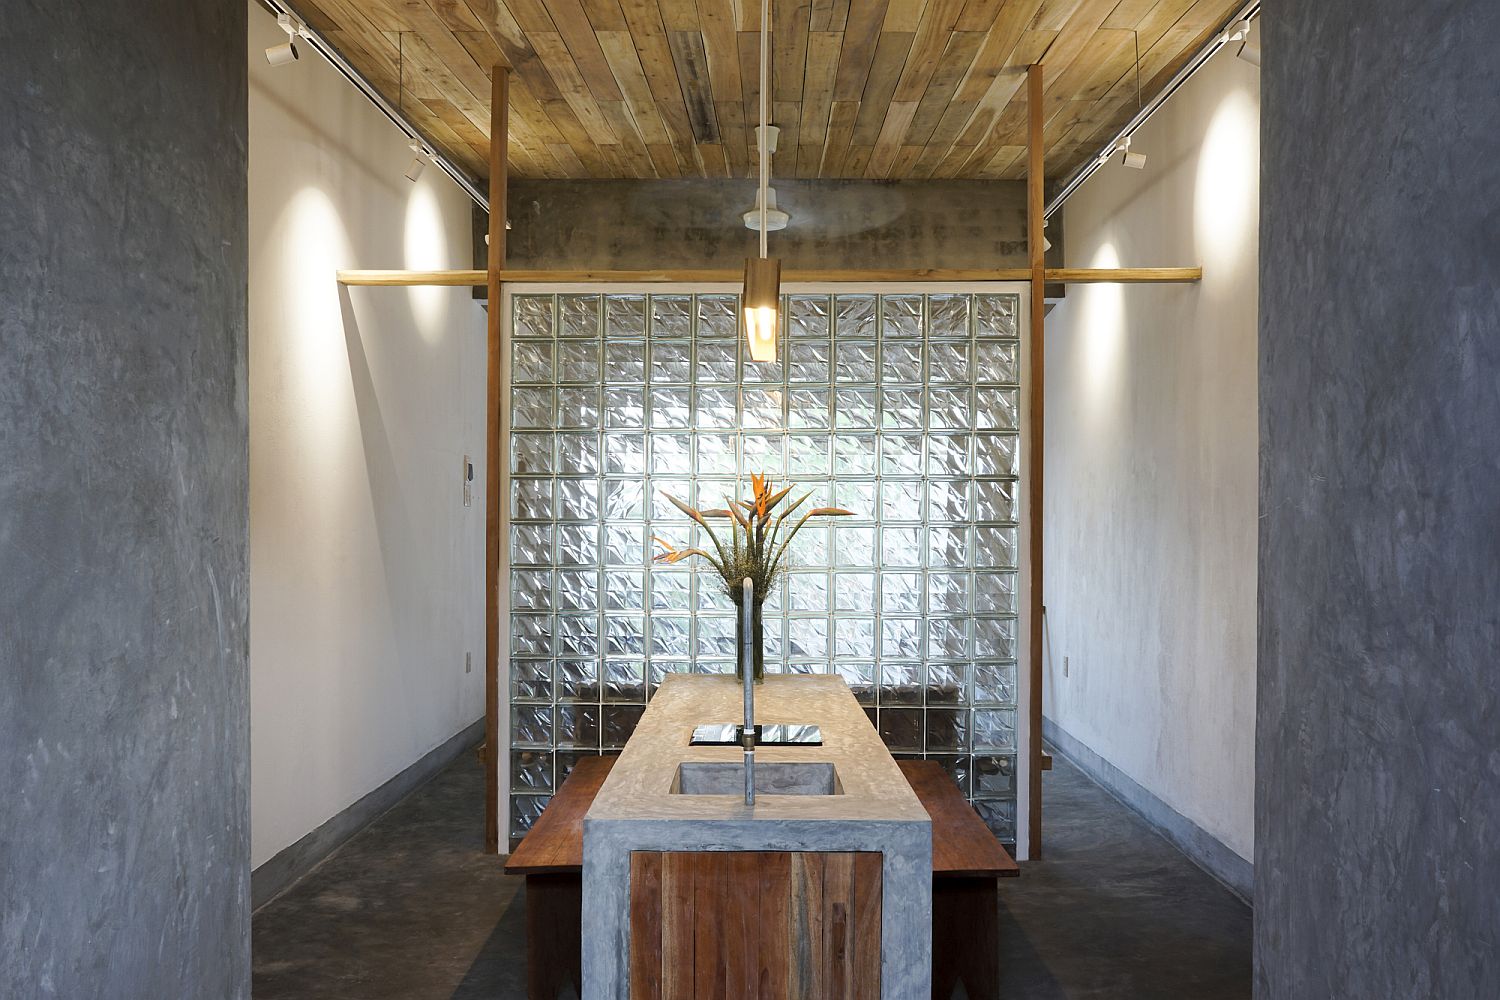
(247, 3, 486, 867)
(1043, 46, 1259, 861)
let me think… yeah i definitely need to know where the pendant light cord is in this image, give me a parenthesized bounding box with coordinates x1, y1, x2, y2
(759, 0, 770, 259)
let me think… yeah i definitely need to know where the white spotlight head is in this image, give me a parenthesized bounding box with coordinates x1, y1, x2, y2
(266, 13, 302, 65)
(1119, 136, 1147, 170)
(1237, 39, 1261, 67)
(1042, 218, 1052, 253)
(405, 140, 431, 182)
(742, 187, 790, 232)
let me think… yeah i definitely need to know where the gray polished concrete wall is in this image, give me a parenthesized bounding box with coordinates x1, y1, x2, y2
(0, 2, 249, 996)
(1257, 1, 1500, 995)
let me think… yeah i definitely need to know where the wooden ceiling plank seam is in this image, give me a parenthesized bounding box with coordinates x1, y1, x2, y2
(699, 0, 744, 102)
(598, 99, 657, 175)
(597, 30, 673, 143)
(772, 0, 812, 103)
(656, 97, 703, 164)
(529, 31, 623, 145)
(646, 142, 681, 176)
(952, 0, 1043, 102)
(667, 30, 723, 142)
(819, 98, 859, 176)
(810, 0, 853, 33)
(535, 0, 627, 100)
(1100, 0, 1158, 30)
(848, 30, 915, 145)
(770, 100, 802, 177)
(952, 0, 1003, 32)
(483, 1, 565, 99)
(402, 30, 493, 108)
(618, 0, 701, 175)
(656, 0, 702, 30)
(798, 30, 843, 146)
(293, 1, 342, 34)
(831, 0, 889, 101)
(889, 0, 967, 103)
(503, 0, 562, 34)
(349, 0, 408, 31)
(700, 142, 731, 176)
(902, 29, 984, 145)
(1028, 0, 1088, 32)
(717, 100, 751, 176)
(425, 0, 488, 31)
(880, 0, 927, 33)
(579, 0, 630, 31)
(548, 141, 590, 173)
(867, 98, 918, 176)
(844, 144, 874, 175)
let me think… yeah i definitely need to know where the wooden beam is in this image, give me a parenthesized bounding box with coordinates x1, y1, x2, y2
(1026, 61, 1045, 861)
(337, 267, 1203, 286)
(485, 66, 509, 856)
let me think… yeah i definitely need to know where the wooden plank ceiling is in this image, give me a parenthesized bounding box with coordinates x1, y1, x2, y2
(290, 0, 1243, 182)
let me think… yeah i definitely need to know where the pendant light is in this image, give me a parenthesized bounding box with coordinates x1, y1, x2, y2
(742, 0, 780, 364)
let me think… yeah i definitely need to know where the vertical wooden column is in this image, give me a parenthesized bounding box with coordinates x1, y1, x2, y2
(1025, 62, 1045, 859)
(485, 65, 510, 854)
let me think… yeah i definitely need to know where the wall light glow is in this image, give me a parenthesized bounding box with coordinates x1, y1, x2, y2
(280, 185, 356, 456)
(403, 179, 450, 338)
(1080, 241, 1127, 418)
(1194, 87, 1259, 279)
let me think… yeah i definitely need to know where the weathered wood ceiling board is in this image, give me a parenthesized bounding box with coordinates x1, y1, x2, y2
(290, 0, 1244, 182)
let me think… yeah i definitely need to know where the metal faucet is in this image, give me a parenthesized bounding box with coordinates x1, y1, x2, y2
(740, 577, 755, 805)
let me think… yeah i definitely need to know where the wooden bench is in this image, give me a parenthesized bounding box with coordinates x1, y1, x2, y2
(899, 759, 1020, 1000)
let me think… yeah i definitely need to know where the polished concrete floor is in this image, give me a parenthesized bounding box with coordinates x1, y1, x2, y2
(252, 747, 1251, 999)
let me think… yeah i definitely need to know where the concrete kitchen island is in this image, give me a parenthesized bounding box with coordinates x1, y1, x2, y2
(581, 673, 932, 999)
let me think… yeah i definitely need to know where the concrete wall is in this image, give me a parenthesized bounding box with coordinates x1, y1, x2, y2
(0, 2, 249, 996)
(505, 178, 1060, 270)
(1042, 45, 1260, 883)
(1258, 1, 1500, 994)
(248, 3, 486, 871)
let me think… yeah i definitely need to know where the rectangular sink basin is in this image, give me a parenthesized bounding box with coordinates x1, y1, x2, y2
(672, 761, 841, 796)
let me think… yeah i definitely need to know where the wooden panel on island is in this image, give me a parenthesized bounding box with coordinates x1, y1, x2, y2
(628, 851, 882, 1000)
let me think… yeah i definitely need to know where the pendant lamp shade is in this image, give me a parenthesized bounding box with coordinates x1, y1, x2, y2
(742, 257, 781, 363)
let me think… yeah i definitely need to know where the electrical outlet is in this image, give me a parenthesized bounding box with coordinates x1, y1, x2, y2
(1063, 655, 1070, 678)
(462, 455, 474, 508)
(465, 651, 473, 674)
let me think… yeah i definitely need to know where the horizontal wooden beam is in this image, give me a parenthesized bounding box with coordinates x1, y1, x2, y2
(337, 267, 1203, 287)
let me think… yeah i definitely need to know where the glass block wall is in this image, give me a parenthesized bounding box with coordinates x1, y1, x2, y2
(507, 289, 1023, 845)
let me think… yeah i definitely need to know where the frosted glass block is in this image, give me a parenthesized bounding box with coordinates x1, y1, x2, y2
(511, 433, 554, 475)
(975, 342, 1019, 385)
(650, 615, 690, 656)
(512, 387, 554, 429)
(881, 295, 923, 339)
(974, 618, 1017, 659)
(556, 569, 598, 612)
(934, 755, 970, 797)
(784, 522, 829, 566)
(972, 754, 1017, 798)
(927, 434, 972, 476)
(925, 709, 968, 752)
(835, 481, 877, 518)
(510, 614, 553, 658)
(836, 662, 876, 705)
(603, 433, 645, 475)
(648, 388, 691, 430)
(881, 573, 921, 613)
(878, 707, 922, 752)
(511, 794, 550, 838)
(557, 433, 601, 475)
(788, 341, 831, 383)
(879, 388, 924, 430)
(514, 295, 554, 339)
(928, 572, 971, 614)
(690, 660, 735, 677)
(651, 295, 693, 339)
(603, 615, 644, 656)
(511, 659, 551, 702)
(787, 618, 828, 659)
(602, 479, 645, 521)
(742, 387, 784, 429)
(558, 341, 601, 383)
(694, 479, 737, 515)
(556, 659, 598, 702)
(603, 524, 645, 567)
(973, 708, 1017, 751)
(788, 387, 831, 429)
(697, 295, 738, 339)
(511, 569, 552, 611)
(603, 387, 645, 429)
(880, 342, 924, 384)
(695, 433, 737, 476)
(557, 615, 600, 657)
(927, 342, 971, 384)
(881, 434, 923, 477)
(927, 389, 972, 431)
(836, 618, 875, 658)
(602, 659, 646, 703)
(879, 661, 922, 705)
(834, 342, 877, 383)
(975, 525, 1018, 570)
(604, 341, 646, 383)
(880, 526, 923, 568)
(557, 524, 599, 566)
(975, 572, 1017, 615)
(833, 434, 878, 476)
(650, 570, 691, 611)
(928, 479, 969, 523)
(649, 341, 692, 383)
(974, 481, 1017, 522)
(926, 662, 968, 706)
(602, 570, 643, 611)
(976, 388, 1020, 431)
(559, 295, 602, 339)
(605, 295, 646, 337)
(834, 389, 876, 429)
(975, 434, 1020, 478)
(512, 749, 552, 793)
(836, 294, 877, 338)
(929, 617, 970, 659)
(880, 617, 922, 659)
(880, 481, 922, 523)
(834, 573, 875, 613)
(512, 478, 553, 521)
(928, 295, 970, 339)
(789, 295, 831, 338)
(787, 434, 831, 476)
(649, 481, 691, 522)
(975, 294, 1018, 338)
(695, 341, 738, 383)
(557, 387, 599, 429)
(834, 524, 876, 567)
(512, 341, 554, 384)
(743, 435, 786, 476)
(511, 524, 554, 567)
(693, 387, 738, 429)
(697, 615, 737, 657)
(928, 525, 970, 567)
(512, 704, 553, 747)
(973, 661, 1017, 705)
(603, 705, 645, 748)
(555, 704, 601, 749)
(554, 750, 599, 786)
(788, 572, 829, 612)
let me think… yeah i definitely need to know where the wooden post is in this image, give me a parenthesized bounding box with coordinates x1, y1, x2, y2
(1026, 62, 1045, 860)
(485, 65, 509, 855)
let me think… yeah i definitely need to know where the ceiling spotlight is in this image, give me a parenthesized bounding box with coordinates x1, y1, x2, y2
(405, 139, 432, 182)
(265, 13, 302, 66)
(742, 187, 790, 231)
(1119, 135, 1147, 170)
(1237, 37, 1261, 67)
(1042, 218, 1052, 253)
(1222, 19, 1252, 44)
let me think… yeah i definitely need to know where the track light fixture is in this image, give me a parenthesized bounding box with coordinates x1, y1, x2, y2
(405, 140, 432, 182)
(1223, 18, 1259, 66)
(265, 13, 303, 66)
(1119, 135, 1147, 170)
(1042, 219, 1052, 253)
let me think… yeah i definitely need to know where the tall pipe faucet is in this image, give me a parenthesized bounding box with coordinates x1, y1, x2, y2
(741, 577, 755, 805)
